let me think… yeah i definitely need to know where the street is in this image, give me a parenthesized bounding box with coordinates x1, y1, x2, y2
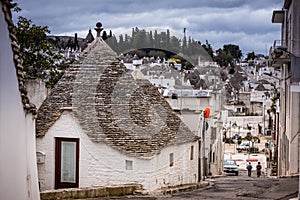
(224, 137, 270, 174)
(93, 174, 298, 200)
(161, 175, 298, 200)
(94, 140, 299, 200)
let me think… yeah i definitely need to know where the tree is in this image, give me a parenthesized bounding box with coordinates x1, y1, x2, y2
(201, 40, 214, 59)
(148, 50, 166, 58)
(182, 34, 187, 54)
(105, 35, 118, 52)
(102, 30, 108, 40)
(245, 51, 256, 61)
(215, 48, 233, 67)
(15, 16, 68, 88)
(223, 44, 242, 60)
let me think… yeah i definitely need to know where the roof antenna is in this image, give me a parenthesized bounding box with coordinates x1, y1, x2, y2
(95, 22, 103, 37)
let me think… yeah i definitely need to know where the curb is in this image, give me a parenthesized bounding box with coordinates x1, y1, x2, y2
(160, 181, 210, 195)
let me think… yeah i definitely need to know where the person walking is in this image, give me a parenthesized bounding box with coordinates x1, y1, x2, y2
(247, 162, 252, 177)
(256, 162, 262, 177)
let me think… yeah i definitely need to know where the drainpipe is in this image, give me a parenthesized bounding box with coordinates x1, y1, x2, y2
(198, 140, 201, 182)
(202, 116, 206, 181)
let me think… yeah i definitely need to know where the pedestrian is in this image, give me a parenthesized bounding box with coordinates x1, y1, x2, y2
(256, 162, 262, 177)
(247, 162, 252, 177)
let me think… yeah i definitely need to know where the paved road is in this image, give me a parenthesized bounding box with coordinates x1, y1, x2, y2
(167, 174, 299, 200)
(97, 172, 298, 200)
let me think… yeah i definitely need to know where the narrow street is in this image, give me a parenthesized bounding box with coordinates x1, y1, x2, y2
(167, 174, 299, 200)
(95, 139, 299, 200)
(97, 173, 298, 200)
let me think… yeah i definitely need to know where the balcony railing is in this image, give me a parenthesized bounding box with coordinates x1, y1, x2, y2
(269, 40, 291, 67)
(269, 40, 300, 83)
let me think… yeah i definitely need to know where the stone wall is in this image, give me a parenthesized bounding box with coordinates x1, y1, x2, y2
(40, 184, 142, 200)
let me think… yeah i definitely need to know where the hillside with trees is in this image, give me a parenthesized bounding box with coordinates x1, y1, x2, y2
(105, 28, 242, 70)
(105, 27, 214, 66)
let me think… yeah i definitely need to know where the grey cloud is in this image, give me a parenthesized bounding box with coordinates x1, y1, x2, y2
(13, 0, 282, 55)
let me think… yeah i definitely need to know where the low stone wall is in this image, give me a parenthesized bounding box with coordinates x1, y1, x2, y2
(40, 184, 143, 200)
(160, 181, 210, 195)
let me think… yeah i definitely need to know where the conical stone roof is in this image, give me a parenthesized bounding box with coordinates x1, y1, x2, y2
(36, 28, 197, 157)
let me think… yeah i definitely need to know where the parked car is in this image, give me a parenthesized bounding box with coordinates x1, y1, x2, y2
(236, 141, 253, 152)
(224, 160, 239, 176)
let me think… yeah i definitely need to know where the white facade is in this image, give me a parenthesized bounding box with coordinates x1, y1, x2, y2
(146, 75, 176, 88)
(165, 90, 224, 176)
(0, 3, 40, 199)
(271, 0, 300, 178)
(225, 116, 263, 137)
(37, 111, 198, 192)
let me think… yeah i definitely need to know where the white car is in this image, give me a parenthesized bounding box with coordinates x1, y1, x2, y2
(224, 160, 239, 176)
(236, 141, 253, 152)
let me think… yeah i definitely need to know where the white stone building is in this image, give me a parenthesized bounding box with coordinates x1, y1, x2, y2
(163, 88, 224, 177)
(271, 0, 300, 178)
(35, 24, 199, 193)
(0, 1, 40, 199)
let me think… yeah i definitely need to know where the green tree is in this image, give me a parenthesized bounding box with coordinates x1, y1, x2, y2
(149, 31, 154, 48)
(102, 30, 108, 40)
(16, 16, 68, 88)
(245, 51, 256, 61)
(148, 50, 166, 58)
(182, 34, 187, 54)
(201, 40, 214, 59)
(223, 44, 242, 60)
(215, 48, 233, 67)
(131, 28, 148, 49)
(105, 35, 118, 52)
(169, 36, 181, 53)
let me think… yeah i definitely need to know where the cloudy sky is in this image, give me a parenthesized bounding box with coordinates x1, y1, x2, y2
(13, 0, 283, 57)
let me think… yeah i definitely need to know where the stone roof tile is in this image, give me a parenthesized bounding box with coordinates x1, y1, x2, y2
(36, 31, 197, 157)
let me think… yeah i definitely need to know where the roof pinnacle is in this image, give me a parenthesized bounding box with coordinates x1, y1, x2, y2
(95, 22, 103, 37)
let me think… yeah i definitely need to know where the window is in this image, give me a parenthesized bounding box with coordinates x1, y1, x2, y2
(190, 145, 194, 160)
(55, 138, 79, 189)
(169, 153, 174, 167)
(125, 160, 133, 170)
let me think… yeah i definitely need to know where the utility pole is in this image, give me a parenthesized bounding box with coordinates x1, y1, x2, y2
(202, 116, 206, 181)
(202, 107, 210, 181)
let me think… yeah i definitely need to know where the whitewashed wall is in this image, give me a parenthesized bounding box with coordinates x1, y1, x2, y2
(25, 79, 47, 109)
(165, 97, 210, 111)
(226, 116, 263, 137)
(0, 5, 40, 199)
(36, 111, 198, 193)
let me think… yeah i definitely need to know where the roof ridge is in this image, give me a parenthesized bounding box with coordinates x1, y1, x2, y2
(2, 0, 36, 115)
